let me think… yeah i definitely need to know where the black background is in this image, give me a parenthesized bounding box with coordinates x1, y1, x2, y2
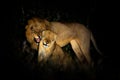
(1, 0, 119, 80)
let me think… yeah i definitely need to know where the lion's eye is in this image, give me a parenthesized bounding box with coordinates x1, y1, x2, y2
(43, 42, 48, 46)
(30, 26, 33, 30)
(43, 41, 50, 48)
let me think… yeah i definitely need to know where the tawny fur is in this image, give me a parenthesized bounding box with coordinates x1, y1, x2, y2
(38, 30, 77, 71)
(25, 17, 102, 65)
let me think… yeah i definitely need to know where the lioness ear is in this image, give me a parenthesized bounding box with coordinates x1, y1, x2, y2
(54, 34, 57, 41)
(42, 31, 45, 36)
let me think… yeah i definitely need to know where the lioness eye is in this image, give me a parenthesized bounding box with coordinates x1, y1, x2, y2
(43, 42, 48, 47)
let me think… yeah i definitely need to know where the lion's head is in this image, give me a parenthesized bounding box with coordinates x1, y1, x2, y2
(25, 17, 50, 50)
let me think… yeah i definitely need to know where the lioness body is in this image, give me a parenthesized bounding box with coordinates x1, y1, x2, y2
(38, 30, 76, 70)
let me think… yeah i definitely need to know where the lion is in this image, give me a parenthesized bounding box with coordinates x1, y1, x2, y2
(25, 17, 102, 65)
(38, 30, 77, 71)
(25, 18, 45, 50)
(38, 30, 62, 62)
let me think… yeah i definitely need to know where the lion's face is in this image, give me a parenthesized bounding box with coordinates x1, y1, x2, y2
(38, 30, 57, 62)
(38, 38, 55, 62)
(25, 17, 50, 50)
(25, 17, 51, 43)
(40, 30, 57, 51)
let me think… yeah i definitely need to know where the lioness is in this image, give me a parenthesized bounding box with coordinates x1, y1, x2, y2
(25, 17, 102, 65)
(38, 30, 63, 62)
(38, 30, 76, 71)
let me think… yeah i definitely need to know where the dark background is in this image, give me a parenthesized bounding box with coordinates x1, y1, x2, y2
(1, 0, 119, 80)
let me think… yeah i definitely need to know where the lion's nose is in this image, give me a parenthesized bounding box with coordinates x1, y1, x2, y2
(34, 35, 41, 43)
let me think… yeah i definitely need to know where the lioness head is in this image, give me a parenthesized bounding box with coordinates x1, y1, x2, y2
(38, 30, 57, 62)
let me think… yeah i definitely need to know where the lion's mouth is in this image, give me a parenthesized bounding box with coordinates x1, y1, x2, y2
(34, 35, 41, 43)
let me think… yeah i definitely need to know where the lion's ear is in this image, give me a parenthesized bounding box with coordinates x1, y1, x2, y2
(28, 19, 33, 24)
(25, 25, 28, 29)
(25, 19, 33, 29)
(44, 20, 51, 27)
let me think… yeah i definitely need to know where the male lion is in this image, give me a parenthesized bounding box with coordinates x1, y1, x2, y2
(25, 17, 102, 65)
(25, 18, 45, 50)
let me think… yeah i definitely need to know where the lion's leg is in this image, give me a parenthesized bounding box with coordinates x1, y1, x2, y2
(79, 35, 91, 65)
(70, 39, 92, 70)
(70, 39, 85, 63)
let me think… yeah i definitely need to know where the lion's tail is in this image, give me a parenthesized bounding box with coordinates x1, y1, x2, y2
(91, 32, 103, 56)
